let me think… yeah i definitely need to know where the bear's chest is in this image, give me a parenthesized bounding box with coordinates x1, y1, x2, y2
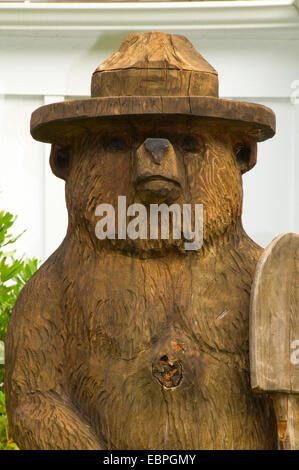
(65, 253, 250, 362)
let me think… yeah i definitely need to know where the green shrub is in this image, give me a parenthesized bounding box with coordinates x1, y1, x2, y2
(0, 208, 38, 450)
(0, 391, 18, 450)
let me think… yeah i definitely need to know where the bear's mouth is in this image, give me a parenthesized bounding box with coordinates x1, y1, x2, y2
(135, 174, 180, 186)
(135, 175, 181, 204)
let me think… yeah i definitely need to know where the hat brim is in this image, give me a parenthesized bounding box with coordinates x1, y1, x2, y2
(30, 96, 275, 144)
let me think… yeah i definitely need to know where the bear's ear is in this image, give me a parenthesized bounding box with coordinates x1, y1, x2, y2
(233, 139, 257, 174)
(50, 145, 71, 181)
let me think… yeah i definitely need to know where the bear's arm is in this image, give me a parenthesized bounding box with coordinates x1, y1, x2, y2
(4, 258, 102, 450)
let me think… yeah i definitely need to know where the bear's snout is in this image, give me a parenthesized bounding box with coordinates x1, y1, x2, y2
(133, 137, 183, 204)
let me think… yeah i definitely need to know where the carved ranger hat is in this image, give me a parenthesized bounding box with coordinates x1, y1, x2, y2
(30, 32, 275, 144)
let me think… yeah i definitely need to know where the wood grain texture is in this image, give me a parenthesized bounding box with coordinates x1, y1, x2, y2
(94, 32, 217, 73)
(30, 97, 276, 145)
(91, 32, 218, 98)
(272, 394, 299, 450)
(250, 232, 299, 394)
(5, 118, 277, 449)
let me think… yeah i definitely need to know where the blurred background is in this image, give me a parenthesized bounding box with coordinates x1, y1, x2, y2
(0, 0, 298, 262)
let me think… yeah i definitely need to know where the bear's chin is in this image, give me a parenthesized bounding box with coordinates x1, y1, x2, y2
(94, 237, 189, 258)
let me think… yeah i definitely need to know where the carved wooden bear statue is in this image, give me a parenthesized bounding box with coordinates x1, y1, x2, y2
(5, 32, 277, 449)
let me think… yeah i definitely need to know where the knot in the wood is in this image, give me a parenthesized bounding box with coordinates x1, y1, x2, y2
(152, 355, 183, 389)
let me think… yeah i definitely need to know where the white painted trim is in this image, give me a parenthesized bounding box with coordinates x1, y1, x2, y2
(0, 1, 298, 31)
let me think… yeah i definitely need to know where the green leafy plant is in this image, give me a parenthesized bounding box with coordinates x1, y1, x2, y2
(0, 208, 38, 450)
(0, 391, 18, 450)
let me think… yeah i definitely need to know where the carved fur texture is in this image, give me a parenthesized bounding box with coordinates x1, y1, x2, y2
(5, 118, 277, 449)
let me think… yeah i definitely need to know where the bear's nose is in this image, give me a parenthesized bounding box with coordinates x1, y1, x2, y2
(144, 138, 170, 165)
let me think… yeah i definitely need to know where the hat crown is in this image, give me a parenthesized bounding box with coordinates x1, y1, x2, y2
(91, 32, 218, 98)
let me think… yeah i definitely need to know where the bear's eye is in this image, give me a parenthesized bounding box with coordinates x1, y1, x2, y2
(234, 142, 251, 169)
(56, 148, 69, 168)
(105, 137, 127, 152)
(180, 135, 204, 154)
